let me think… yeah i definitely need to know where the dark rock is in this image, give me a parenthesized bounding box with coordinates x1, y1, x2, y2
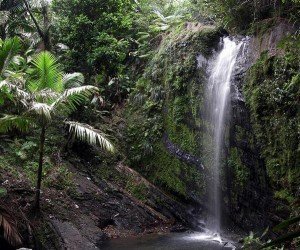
(50, 220, 98, 250)
(170, 224, 189, 233)
(98, 218, 115, 229)
(163, 133, 204, 171)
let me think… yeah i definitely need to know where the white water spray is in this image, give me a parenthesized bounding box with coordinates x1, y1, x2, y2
(206, 37, 243, 233)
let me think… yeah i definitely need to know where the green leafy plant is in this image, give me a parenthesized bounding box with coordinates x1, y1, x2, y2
(0, 50, 114, 213)
(52, 0, 133, 78)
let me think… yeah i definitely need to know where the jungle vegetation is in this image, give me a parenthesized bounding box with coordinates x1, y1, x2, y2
(0, 0, 299, 249)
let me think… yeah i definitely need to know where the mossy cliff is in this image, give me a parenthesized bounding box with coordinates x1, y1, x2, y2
(125, 23, 221, 204)
(125, 20, 299, 230)
(226, 20, 300, 229)
(245, 35, 300, 197)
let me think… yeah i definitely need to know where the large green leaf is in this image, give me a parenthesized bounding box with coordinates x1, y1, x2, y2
(51, 85, 98, 114)
(28, 51, 63, 93)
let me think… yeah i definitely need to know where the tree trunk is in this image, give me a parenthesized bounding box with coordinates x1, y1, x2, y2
(22, 0, 51, 51)
(0, 25, 6, 40)
(34, 126, 46, 214)
(42, 5, 51, 51)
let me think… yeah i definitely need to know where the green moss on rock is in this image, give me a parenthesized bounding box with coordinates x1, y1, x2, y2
(244, 34, 300, 200)
(228, 147, 250, 188)
(125, 24, 221, 201)
(143, 143, 205, 198)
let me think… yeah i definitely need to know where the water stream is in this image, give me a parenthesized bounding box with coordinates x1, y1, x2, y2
(206, 37, 243, 233)
(101, 232, 235, 250)
(103, 37, 244, 250)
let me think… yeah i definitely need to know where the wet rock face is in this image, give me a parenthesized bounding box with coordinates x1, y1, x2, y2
(163, 134, 204, 171)
(66, 163, 166, 235)
(249, 19, 296, 61)
(224, 35, 272, 230)
(224, 20, 297, 231)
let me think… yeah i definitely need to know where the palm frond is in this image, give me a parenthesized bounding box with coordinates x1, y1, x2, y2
(28, 51, 63, 93)
(35, 88, 59, 102)
(66, 121, 114, 152)
(0, 37, 21, 75)
(0, 207, 22, 247)
(0, 115, 32, 133)
(28, 102, 52, 122)
(62, 85, 98, 97)
(51, 85, 98, 114)
(0, 80, 30, 106)
(63, 73, 84, 89)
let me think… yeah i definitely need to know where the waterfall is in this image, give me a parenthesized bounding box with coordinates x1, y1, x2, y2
(206, 37, 243, 233)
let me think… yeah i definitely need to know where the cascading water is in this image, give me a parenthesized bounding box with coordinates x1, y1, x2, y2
(206, 37, 243, 234)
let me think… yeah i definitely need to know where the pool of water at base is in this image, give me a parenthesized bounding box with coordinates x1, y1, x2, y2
(100, 231, 237, 250)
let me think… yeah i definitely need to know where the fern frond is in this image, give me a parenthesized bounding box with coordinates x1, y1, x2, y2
(65, 121, 114, 152)
(132, 92, 146, 106)
(0, 11, 9, 25)
(2, 69, 25, 80)
(0, 80, 30, 108)
(150, 86, 165, 102)
(62, 85, 98, 97)
(0, 80, 30, 103)
(0, 115, 32, 133)
(35, 88, 59, 102)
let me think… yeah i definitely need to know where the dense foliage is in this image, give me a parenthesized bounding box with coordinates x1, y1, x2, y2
(192, 0, 300, 31)
(0, 0, 299, 248)
(0, 37, 114, 212)
(52, 0, 134, 78)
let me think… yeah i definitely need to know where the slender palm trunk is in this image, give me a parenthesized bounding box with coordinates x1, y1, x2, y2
(34, 126, 46, 214)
